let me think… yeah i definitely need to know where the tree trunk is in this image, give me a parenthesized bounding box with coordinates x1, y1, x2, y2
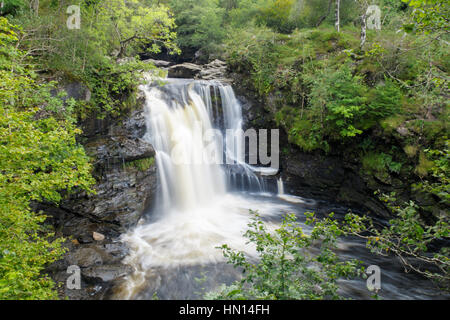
(335, 0, 340, 32)
(316, 0, 333, 27)
(31, 0, 39, 15)
(360, 13, 367, 48)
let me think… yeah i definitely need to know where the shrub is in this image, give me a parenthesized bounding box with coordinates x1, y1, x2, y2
(362, 152, 402, 175)
(206, 211, 363, 300)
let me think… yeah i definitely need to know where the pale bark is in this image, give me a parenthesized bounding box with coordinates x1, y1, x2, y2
(360, 13, 367, 48)
(335, 0, 340, 32)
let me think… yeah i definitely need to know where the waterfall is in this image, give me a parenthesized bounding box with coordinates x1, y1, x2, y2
(143, 79, 268, 212)
(117, 78, 311, 299)
(141, 79, 227, 212)
(276, 176, 316, 205)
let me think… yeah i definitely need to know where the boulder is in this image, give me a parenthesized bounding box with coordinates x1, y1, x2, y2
(47, 238, 132, 300)
(68, 248, 103, 267)
(198, 59, 232, 83)
(93, 232, 105, 241)
(61, 81, 91, 102)
(168, 63, 203, 78)
(142, 59, 172, 68)
(81, 264, 133, 282)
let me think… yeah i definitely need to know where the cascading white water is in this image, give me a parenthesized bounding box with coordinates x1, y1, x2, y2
(276, 177, 316, 205)
(117, 79, 290, 299)
(145, 79, 270, 204)
(277, 177, 285, 195)
(142, 80, 227, 212)
(219, 85, 269, 192)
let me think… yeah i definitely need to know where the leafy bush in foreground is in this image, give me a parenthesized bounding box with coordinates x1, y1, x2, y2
(206, 211, 363, 300)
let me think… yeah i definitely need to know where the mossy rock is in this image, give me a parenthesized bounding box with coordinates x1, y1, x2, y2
(406, 119, 446, 141)
(124, 157, 155, 172)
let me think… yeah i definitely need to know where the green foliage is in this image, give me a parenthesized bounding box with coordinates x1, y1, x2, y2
(413, 141, 450, 205)
(307, 64, 368, 139)
(10, 0, 179, 118)
(278, 64, 402, 152)
(170, 0, 226, 55)
(167, 0, 364, 57)
(83, 59, 160, 118)
(415, 150, 435, 177)
(404, 145, 419, 157)
(0, 0, 26, 15)
(0, 198, 66, 299)
(224, 25, 408, 152)
(96, 0, 179, 57)
(402, 0, 450, 34)
(124, 157, 155, 172)
(0, 17, 95, 299)
(380, 115, 406, 134)
(362, 152, 402, 175)
(344, 192, 449, 287)
(255, 0, 296, 33)
(206, 211, 363, 300)
(367, 79, 403, 120)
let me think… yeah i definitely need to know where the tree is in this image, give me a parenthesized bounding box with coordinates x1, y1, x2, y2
(0, 17, 95, 299)
(356, 0, 370, 48)
(169, 0, 226, 54)
(316, 0, 333, 27)
(97, 0, 180, 58)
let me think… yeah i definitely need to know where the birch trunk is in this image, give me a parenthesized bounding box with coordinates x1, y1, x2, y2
(360, 13, 367, 48)
(335, 0, 340, 32)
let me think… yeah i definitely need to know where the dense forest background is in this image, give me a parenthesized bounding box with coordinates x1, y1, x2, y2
(0, 0, 448, 299)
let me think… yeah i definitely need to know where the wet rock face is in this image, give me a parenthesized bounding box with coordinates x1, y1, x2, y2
(142, 58, 173, 68)
(86, 136, 155, 164)
(280, 151, 389, 218)
(40, 91, 157, 299)
(61, 104, 158, 232)
(60, 163, 156, 231)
